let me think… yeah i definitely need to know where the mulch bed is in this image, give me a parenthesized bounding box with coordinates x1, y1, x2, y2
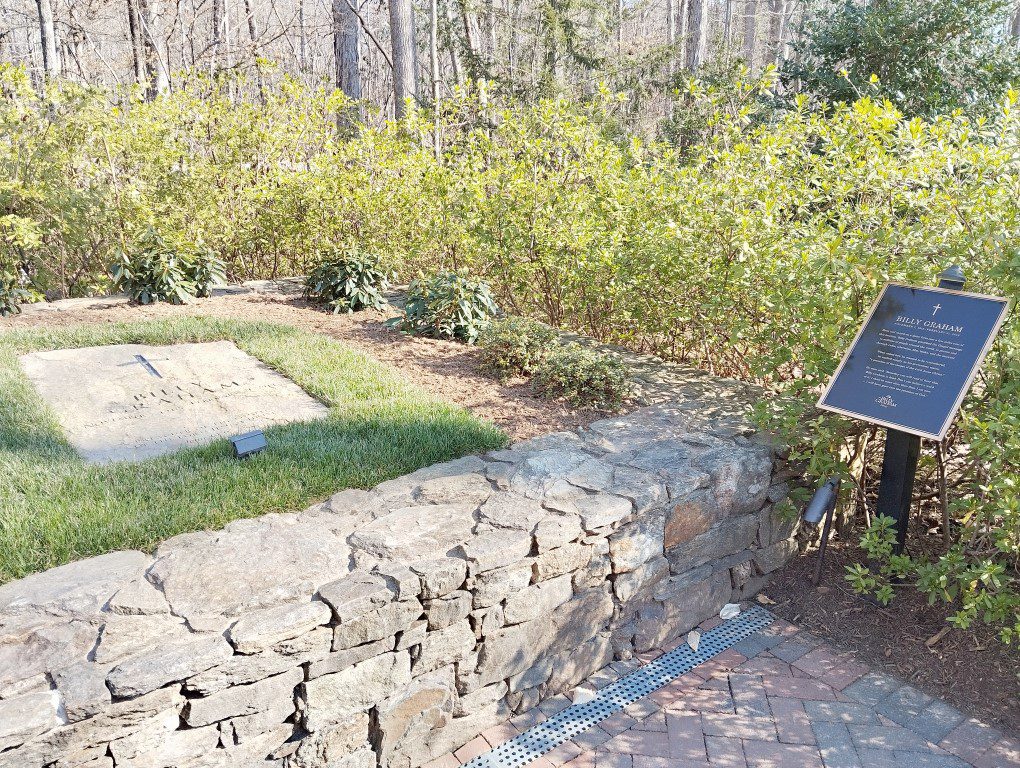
(763, 538, 1020, 736)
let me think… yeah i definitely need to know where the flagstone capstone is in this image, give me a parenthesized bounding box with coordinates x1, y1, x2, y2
(0, 387, 802, 768)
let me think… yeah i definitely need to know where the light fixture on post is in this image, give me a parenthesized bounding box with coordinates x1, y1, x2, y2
(802, 477, 841, 586)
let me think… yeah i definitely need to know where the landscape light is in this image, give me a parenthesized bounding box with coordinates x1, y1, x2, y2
(803, 477, 841, 586)
(804, 477, 840, 526)
(230, 430, 267, 459)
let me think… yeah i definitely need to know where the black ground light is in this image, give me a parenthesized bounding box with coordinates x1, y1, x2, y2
(803, 477, 841, 586)
(230, 430, 267, 459)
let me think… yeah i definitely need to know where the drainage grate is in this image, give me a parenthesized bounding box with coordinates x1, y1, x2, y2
(463, 606, 775, 768)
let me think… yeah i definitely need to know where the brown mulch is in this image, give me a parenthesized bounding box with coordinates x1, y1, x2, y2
(1, 290, 601, 442)
(762, 537, 1020, 736)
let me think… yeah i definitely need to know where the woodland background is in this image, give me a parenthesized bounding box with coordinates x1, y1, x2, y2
(4, 0, 1018, 125)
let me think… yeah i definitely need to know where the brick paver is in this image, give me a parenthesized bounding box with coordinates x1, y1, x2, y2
(435, 611, 1019, 768)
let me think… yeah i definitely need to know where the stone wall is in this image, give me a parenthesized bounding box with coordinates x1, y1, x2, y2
(0, 402, 801, 768)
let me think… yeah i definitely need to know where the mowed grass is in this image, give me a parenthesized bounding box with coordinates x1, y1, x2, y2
(0, 317, 508, 584)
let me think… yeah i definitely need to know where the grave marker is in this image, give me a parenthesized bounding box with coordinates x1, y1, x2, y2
(20, 341, 329, 464)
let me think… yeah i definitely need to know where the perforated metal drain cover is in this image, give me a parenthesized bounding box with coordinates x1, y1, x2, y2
(463, 606, 775, 768)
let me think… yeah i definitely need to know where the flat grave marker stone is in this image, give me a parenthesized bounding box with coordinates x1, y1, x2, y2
(19, 340, 330, 463)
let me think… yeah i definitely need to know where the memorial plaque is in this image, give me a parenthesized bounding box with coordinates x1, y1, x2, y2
(819, 283, 1011, 441)
(20, 341, 329, 463)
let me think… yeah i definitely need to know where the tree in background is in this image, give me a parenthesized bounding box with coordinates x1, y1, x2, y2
(785, 0, 1020, 116)
(389, 0, 417, 117)
(33, 0, 57, 77)
(333, 0, 362, 109)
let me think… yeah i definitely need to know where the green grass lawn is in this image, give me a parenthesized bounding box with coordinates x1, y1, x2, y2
(0, 317, 507, 584)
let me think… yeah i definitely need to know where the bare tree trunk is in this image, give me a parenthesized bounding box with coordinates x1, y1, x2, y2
(334, 0, 362, 104)
(243, 0, 264, 99)
(684, 0, 707, 71)
(389, 0, 417, 118)
(677, 0, 689, 68)
(429, 0, 440, 101)
(742, 0, 758, 69)
(1010, 4, 1020, 41)
(666, 0, 675, 49)
(665, 0, 675, 117)
(244, 0, 257, 51)
(298, 0, 307, 71)
(35, 0, 59, 78)
(210, 0, 222, 69)
(443, 0, 463, 84)
(460, 0, 482, 76)
(430, 0, 442, 157)
(617, 0, 624, 56)
(126, 0, 145, 83)
(485, 0, 496, 68)
(777, 0, 793, 61)
(139, 0, 169, 96)
(766, 0, 786, 64)
(723, 0, 733, 52)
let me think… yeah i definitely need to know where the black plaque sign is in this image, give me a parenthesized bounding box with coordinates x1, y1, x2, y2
(819, 283, 1011, 441)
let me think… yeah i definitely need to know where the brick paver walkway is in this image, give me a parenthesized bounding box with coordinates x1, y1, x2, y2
(431, 613, 1020, 768)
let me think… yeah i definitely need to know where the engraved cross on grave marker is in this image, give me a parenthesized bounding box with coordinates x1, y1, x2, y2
(120, 354, 167, 379)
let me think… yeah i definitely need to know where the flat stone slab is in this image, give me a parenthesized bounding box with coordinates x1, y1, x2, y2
(19, 341, 329, 463)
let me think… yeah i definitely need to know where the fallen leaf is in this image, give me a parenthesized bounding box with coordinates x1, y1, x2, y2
(572, 687, 597, 705)
(720, 603, 740, 620)
(756, 593, 776, 605)
(687, 630, 701, 652)
(925, 626, 951, 648)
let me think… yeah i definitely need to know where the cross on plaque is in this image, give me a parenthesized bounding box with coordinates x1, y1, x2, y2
(932, 303, 942, 316)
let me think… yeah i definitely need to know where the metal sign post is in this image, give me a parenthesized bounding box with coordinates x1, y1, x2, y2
(875, 267, 964, 554)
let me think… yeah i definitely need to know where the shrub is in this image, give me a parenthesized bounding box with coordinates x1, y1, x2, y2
(479, 317, 559, 378)
(110, 230, 225, 305)
(190, 245, 227, 299)
(305, 250, 390, 313)
(784, 0, 1020, 117)
(532, 343, 631, 410)
(393, 271, 499, 343)
(0, 274, 30, 317)
(3, 68, 1020, 642)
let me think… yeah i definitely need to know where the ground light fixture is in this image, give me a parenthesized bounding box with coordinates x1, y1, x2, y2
(230, 430, 267, 459)
(803, 476, 841, 586)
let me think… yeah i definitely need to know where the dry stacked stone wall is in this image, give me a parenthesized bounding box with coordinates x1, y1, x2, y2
(0, 397, 801, 768)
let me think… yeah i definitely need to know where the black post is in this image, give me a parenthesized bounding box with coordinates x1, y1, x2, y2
(875, 265, 966, 555)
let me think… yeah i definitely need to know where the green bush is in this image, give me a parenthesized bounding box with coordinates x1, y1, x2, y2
(393, 271, 499, 343)
(305, 249, 390, 313)
(190, 244, 227, 299)
(0, 274, 30, 317)
(785, 0, 1020, 117)
(532, 343, 631, 410)
(110, 230, 225, 305)
(2, 67, 1019, 642)
(479, 317, 559, 378)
